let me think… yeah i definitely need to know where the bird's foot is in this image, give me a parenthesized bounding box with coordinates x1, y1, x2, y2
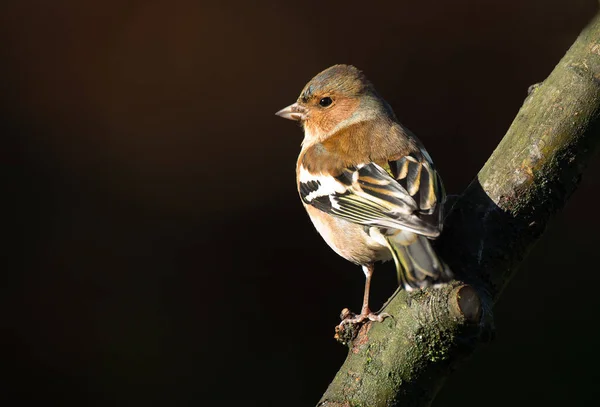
(334, 308, 390, 344)
(339, 307, 390, 324)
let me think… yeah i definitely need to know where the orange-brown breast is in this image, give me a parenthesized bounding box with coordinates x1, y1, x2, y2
(297, 119, 418, 180)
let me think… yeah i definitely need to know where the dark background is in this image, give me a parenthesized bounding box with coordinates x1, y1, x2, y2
(3, 0, 600, 405)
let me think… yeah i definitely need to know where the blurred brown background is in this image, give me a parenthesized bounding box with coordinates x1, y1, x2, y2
(3, 0, 600, 405)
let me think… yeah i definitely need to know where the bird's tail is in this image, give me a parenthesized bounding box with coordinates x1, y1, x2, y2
(384, 234, 453, 290)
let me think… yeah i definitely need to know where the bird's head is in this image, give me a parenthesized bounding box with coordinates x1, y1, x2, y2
(276, 65, 392, 143)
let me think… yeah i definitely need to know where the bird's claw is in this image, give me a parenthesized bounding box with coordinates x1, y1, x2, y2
(338, 307, 390, 325)
(368, 311, 390, 322)
(334, 308, 390, 344)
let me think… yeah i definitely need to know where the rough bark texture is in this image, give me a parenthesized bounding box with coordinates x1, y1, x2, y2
(318, 9, 600, 407)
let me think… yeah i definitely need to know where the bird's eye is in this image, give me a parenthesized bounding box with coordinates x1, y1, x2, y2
(319, 97, 333, 107)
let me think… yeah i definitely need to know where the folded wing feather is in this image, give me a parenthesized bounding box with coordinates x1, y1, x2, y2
(298, 154, 444, 238)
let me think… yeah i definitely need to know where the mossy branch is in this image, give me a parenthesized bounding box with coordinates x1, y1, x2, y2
(318, 9, 600, 407)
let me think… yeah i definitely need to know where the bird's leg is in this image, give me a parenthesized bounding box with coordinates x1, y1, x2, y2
(359, 264, 379, 319)
(339, 264, 390, 325)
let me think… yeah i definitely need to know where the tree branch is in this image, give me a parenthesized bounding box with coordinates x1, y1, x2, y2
(318, 9, 600, 407)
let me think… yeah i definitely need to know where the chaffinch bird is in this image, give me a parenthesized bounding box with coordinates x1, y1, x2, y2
(276, 64, 452, 325)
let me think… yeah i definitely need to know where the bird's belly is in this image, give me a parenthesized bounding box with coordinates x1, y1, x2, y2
(304, 205, 391, 265)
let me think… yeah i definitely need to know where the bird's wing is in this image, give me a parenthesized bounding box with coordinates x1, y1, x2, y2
(299, 154, 444, 238)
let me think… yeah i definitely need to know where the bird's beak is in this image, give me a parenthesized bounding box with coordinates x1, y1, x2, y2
(275, 103, 308, 121)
